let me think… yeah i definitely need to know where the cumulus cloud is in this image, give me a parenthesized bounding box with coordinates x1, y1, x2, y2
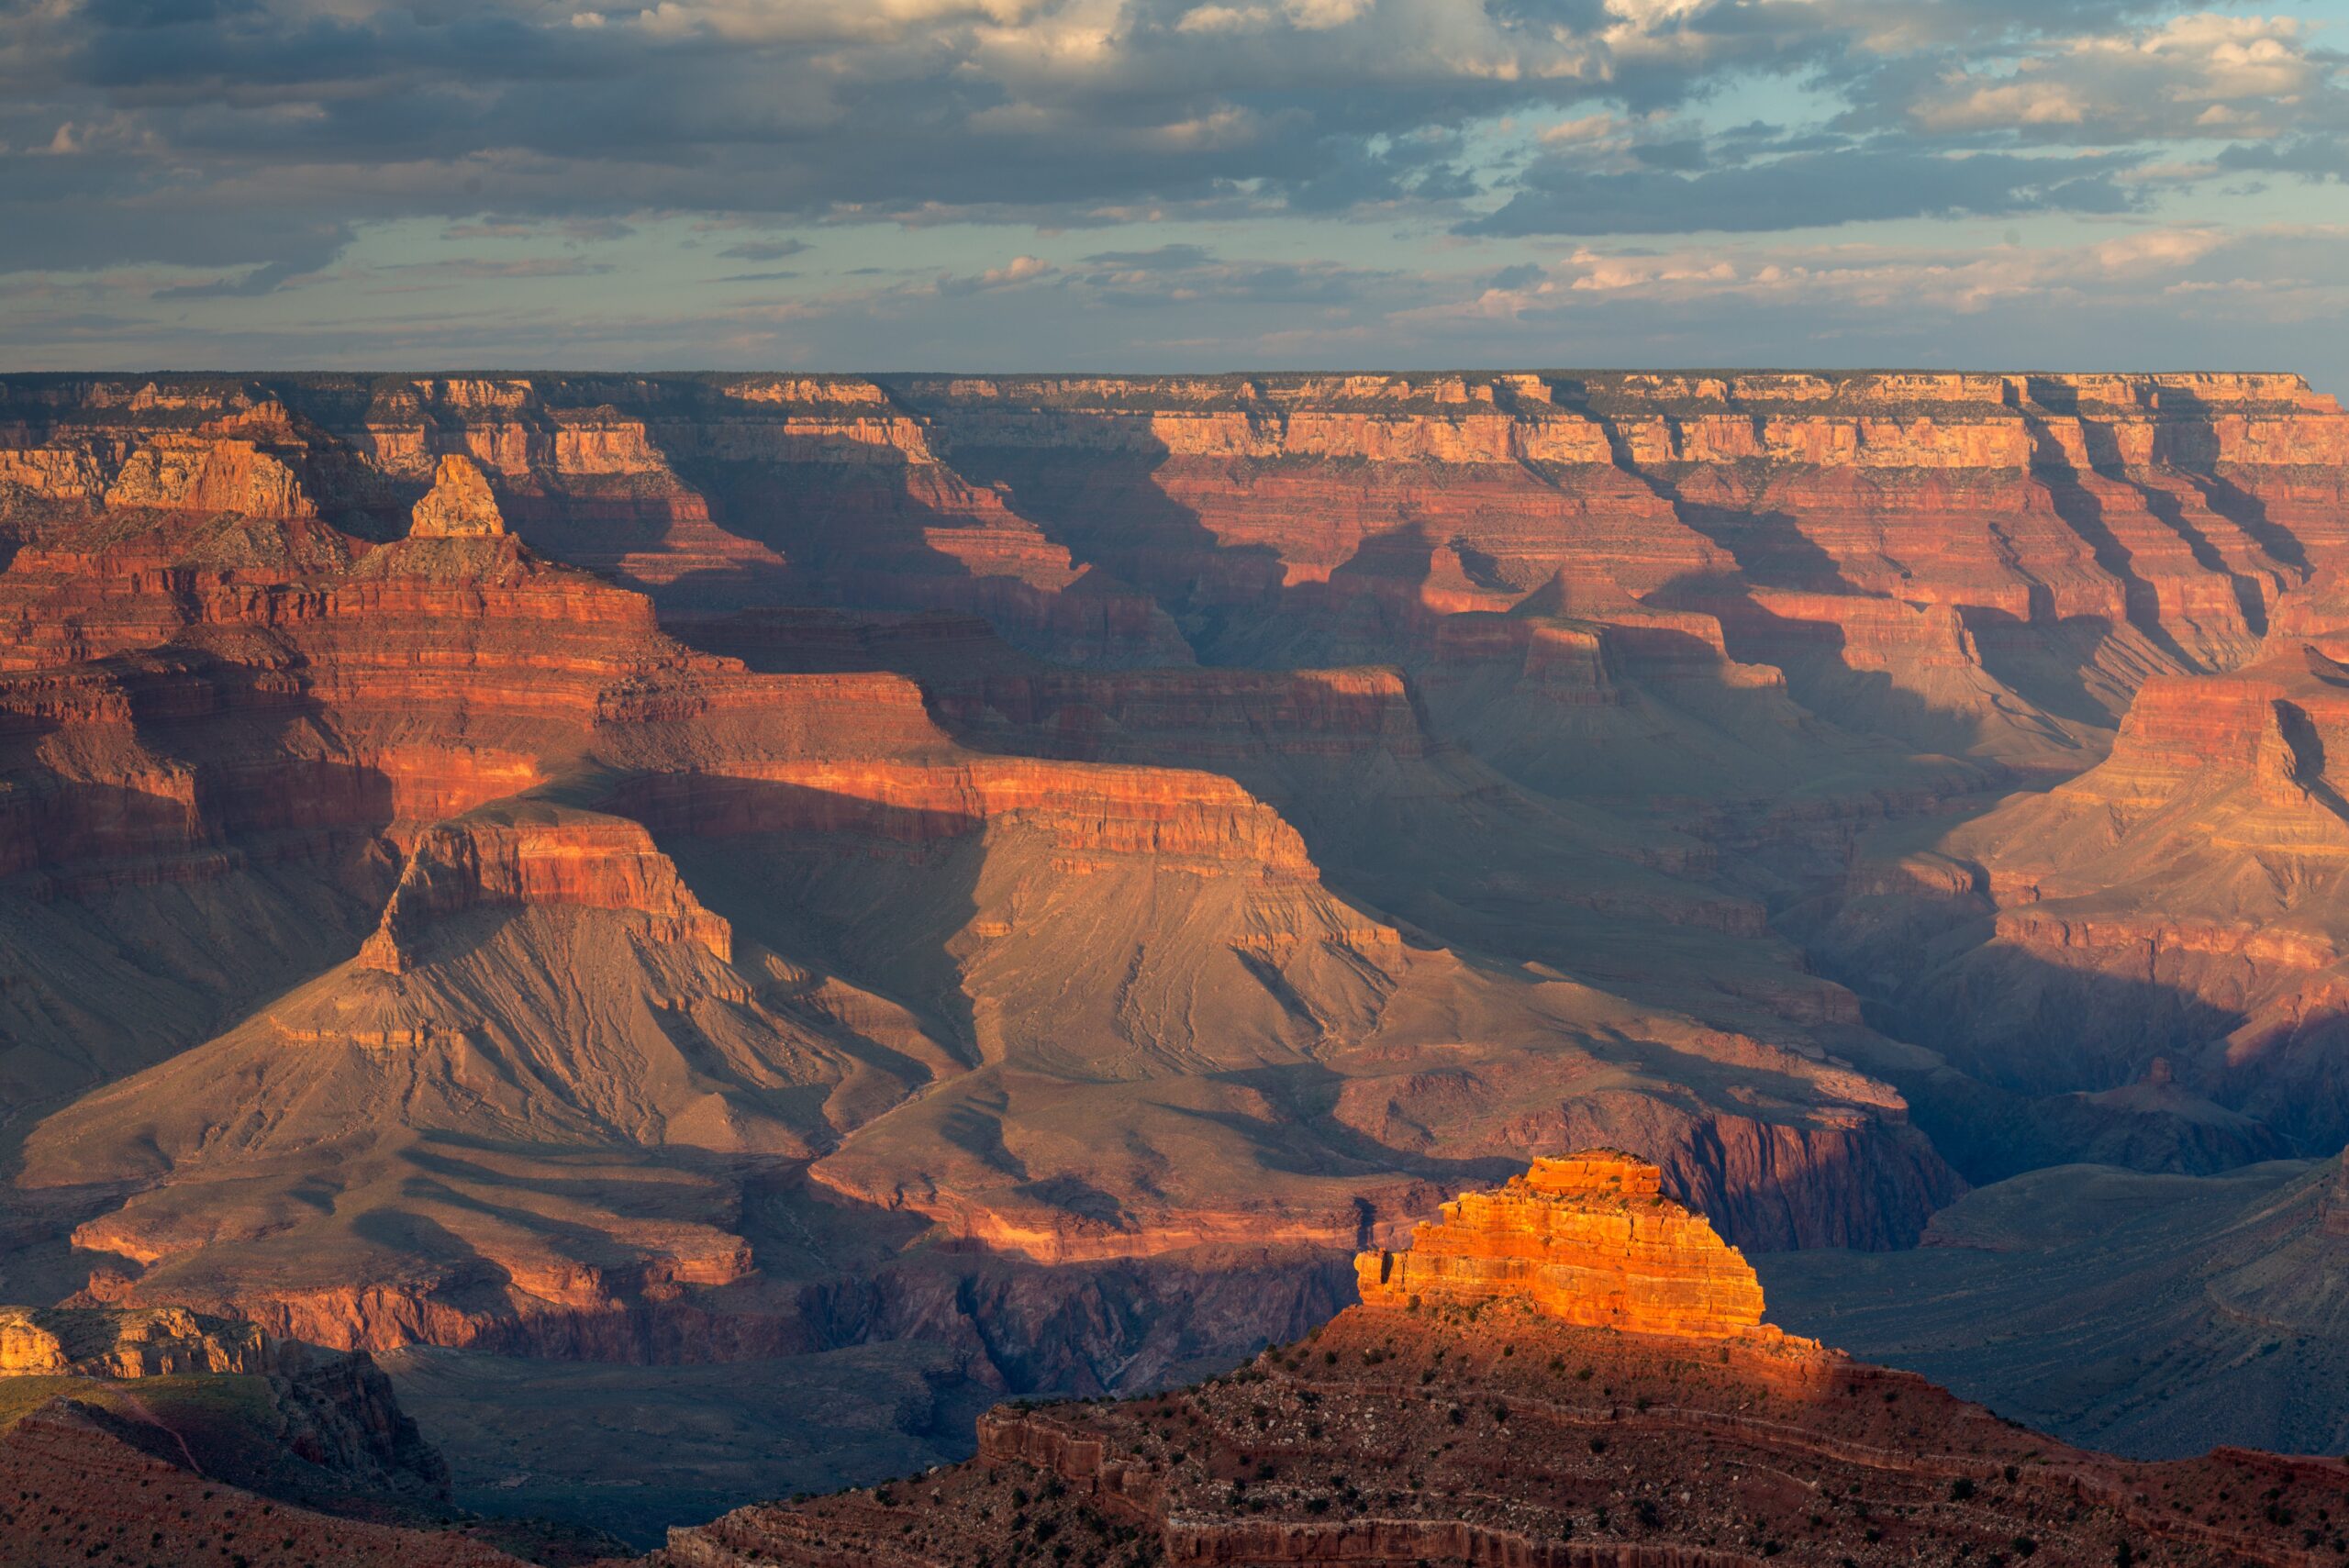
(1896, 13, 2343, 144)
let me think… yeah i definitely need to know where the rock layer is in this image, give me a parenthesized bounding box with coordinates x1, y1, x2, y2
(0, 1305, 267, 1377)
(1354, 1152, 1793, 1344)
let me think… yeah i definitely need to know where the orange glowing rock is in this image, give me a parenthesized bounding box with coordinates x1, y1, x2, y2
(407, 452, 507, 539)
(1355, 1151, 1810, 1345)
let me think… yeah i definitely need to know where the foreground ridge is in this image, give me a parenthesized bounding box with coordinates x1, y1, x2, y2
(0, 1305, 571, 1567)
(657, 1155, 2349, 1568)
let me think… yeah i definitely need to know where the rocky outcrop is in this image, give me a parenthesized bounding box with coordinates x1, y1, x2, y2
(1353, 1152, 1807, 1347)
(1803, 583, 2349, 1151)
(357, 807, 733, 972)
(0, 1303, 451, 1506)
(656, 1158, 2349, 1568)
(8, 369, 2340, 695)
(407, 452, 506, 539)
(0, 1304, 267, 1376)
(15, 365, 2349, 1477)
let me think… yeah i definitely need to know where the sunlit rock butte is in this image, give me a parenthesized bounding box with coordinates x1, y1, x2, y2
(1356, 1151, 1795, 1343)
(10, 369, 2349, 1501)
(657, 1154, 2349, 1568)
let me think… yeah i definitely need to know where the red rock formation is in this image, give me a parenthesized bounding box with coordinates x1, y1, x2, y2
(407, 452, 507, 539)
(1808, 569, 2349, 1150)
(0, 1305, 268, 1376)
(356, 807, 733, 972)
(1353, 1152, 1808, 1347)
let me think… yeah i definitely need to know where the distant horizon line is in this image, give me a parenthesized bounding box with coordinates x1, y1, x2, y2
(0, 366, 2323, 381)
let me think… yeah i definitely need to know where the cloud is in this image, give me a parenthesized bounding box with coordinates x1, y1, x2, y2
(1891, 13, 2342, 145)
(2, 0, 2347, 375)
(0, 3, 2331, 263)
(938, 253, 1060, 295)
(152, 256, 309, 298)
(1439, 225, 2255, 323)
(1539, 112, 1624, 147)
(1466, 146, 2137, 237)
(3, 0, 2229, 280)
(716, 239, 811, 261)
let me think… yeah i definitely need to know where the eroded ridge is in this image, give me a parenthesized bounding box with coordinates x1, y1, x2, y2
(1354, 1151, 1806, 1348)
(656, 1159, 2349, 1568)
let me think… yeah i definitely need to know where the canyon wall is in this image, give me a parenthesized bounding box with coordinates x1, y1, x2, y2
(5, 369, 2348, 1470)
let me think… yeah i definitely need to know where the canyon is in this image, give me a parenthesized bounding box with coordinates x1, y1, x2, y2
(660, 1153, 2349, 1568)
(5, 369, 2349, 1538)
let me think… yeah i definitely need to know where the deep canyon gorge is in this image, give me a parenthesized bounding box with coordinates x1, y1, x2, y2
(6, 368, 2349, 1544)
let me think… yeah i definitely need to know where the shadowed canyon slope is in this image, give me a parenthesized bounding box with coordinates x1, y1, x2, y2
(1762, 1150, 2349, 1461)
(0, 1304, 613, 1566)
(6, 369, 2349, 1522)
(662, 1153, 2349, 1568)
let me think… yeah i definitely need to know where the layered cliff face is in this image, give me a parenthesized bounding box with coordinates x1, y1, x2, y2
(9, 370, 2337, 723)
(659, 1157, 2347, 1568)
(0, 378, 1952, 1374)
(1802, 562, 2349, 1160)
(10, 369, 2349, 1520)
(1354, 1152, 1793, 1343)
(0, 1304, 267, 1376)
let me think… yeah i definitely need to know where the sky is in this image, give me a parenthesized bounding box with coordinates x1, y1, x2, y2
(4, 0, 2349, 380)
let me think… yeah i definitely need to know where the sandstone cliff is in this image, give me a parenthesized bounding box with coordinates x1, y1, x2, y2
(1354, 1151, 1804, 1346)
(0, 1304, 267, 1377)
(407, 452, 507, 539)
